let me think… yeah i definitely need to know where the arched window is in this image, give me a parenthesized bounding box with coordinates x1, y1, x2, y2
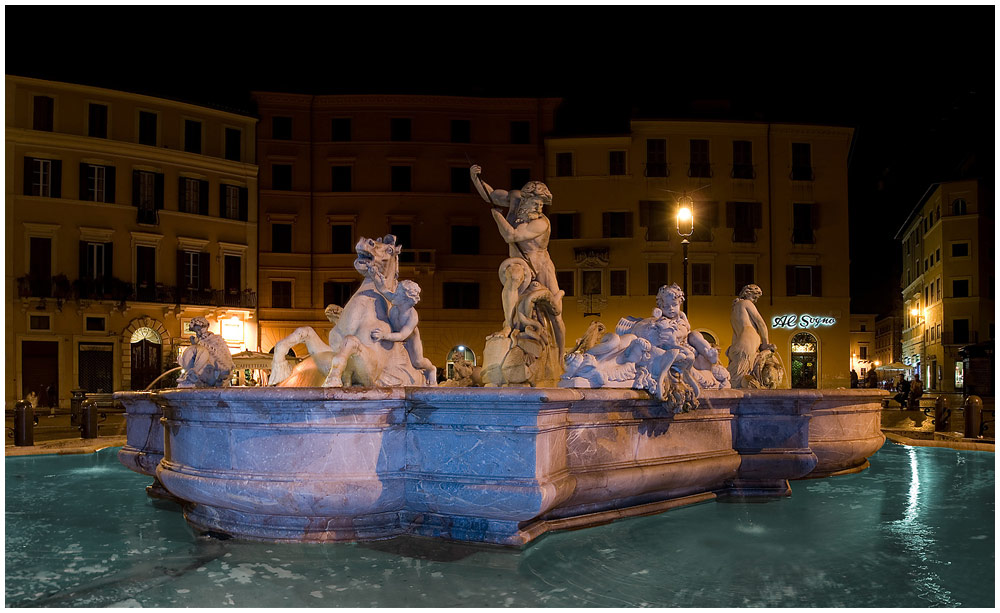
(130, 327, 161, 344)
(446, 345, 476, 379)
(696, 330, 718, 346)
(952, 198, 967, 216)
(790, 332, 818, 389)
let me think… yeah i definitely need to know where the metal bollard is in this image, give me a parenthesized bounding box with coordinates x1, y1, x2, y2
(14, 400, 34, 446)
(80, 400, 99, 439)
(70, 389, 87, 426)
(963, 395, 983, 439)
(933, 395, 950, 432)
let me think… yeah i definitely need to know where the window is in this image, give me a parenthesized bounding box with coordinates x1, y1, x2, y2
(556, 153, 574, 177)
(138, 111, 157, 146)
(390, 118, 411, 141)
(222, 185, 240, 219)
(85, 316, 106, 332)
(25, 158, 61, 197)
(690, 201, 716, 243)
(136, 246, 156, 301)
(323, 281, 358, 307)
(80, 241, 112, 281)
(727, 201, 761, 243)
(33, 96, 54, 131)
(29, 315, 51, 331)
(691, 263, 711, 295)
(732, 140, 754, 178)
(787, 265, 822, 296)
(80, 164, 114, 203)
(609, 151, 626, 176)
(550, 213, 580, 239)
(271, 281, 292, 308)
(88, 103, 108, 138)
(792, 203, 815, 244)
(953, 319, 970, 344)
(272, 116, 292, 140)
(181, 251, 200, 289)
(331, 118, 352, 141)
(952, 279, 969, 298)
(272, 164, 292, 190)
(791, 143, 813, 180)
(134, 170, 160, 210)
(331, 166, 352, 191)
(181, 178, 202, 214)
(640, 200, 671, 241)
(556, 271, 575, 297)
(272, 224, 292, 253)
(734, 263, 755, 296)
(859, 346, 868, 360)
(648, 263, 668, 295)
(952, 242, 969, 258)
(390, 166, 411, 191)
(450, 167, 471, 193)
(28, 237, 52, 297)
(443, 282, 479, 309)
(952, 198, 967, 215)
(331, 225, 353, 253)
(184, 120, 202, 154)
(389, 224, 412, 252)
(450, 119, 471, 143)
(510, 121, 530, 144)
(935, 248, 940, 263)
(646, 139, 667, 177)
(689, 139, 711, 177)
(225, 128, 242, 161)
(610, 270, 627, 296)
(451, 226, 479, 255)
(510, 168, 531, 190)
(602, 212, 633, 238)
(582, 270, 602, 296)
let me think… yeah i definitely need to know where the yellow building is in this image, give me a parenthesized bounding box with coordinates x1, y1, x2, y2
(545, 120, 855, 388)
(896, 179, 994, 392)
(6, 76, 259, 409)
(873, 314, 903, 369)
(849, 313, 877, 380)
(251, 93, 559, 372)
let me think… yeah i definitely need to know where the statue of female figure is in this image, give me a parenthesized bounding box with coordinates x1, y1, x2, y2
(726, 284, 776, 388)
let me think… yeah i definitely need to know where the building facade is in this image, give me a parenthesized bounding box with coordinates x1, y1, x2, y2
(849, 313, 877, 379)
(252, 93, 559, 372)
(896, 179, 994, 392)
(6, 76, 259, 409)
(545, 120, 855, 388)
(873, 314, 903, 368)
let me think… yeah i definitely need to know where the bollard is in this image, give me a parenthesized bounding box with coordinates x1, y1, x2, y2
(933, 395, 950, 432)
(70, 389, 87, 426)
(963, 395, 983, 439)
(14, 400, 34, 446)
(80, 399, 99, 439)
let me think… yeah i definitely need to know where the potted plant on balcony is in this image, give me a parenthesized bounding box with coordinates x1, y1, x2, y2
(52, 274, 70, 309)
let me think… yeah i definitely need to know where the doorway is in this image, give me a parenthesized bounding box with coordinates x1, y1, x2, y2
(21, 340, 59, 407)
(790, 332, 818, 389)
(130, 327, 162, 390)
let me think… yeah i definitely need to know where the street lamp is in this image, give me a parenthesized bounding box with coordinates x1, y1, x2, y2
(676, 195, 694, 314)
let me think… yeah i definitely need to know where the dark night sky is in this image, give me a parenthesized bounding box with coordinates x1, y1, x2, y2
(7, 6, 993, 317)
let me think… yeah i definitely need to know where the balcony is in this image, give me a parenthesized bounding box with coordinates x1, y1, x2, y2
(790, 166, 815, 181)
(17, 275, 255, 309)
(687, 163, 712, 178)
(731, 164, 755, 180)
(942, 331, 978, 346)
(137, 208, 159, 225)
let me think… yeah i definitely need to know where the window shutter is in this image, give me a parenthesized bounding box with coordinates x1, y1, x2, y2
(239, 187, 248, 221)
(812, 266, 822, 297)
(199, 180, 209, 216)
(219, 184, 227, 218)
(786, 266, 796, 296)
(104, 242, 113, 278)
(80, 163, 90, 200)
(199, 252, 211, 290)
(79, 241, 88, 279)
(24, 158, 35, 196)
(752, 202, 762, 228)
(177, 177, 186, 210)
(602, 212, 610, 237)
(639, 201, 650, 227)
(132, 170, 141, 207)
(105, 166, 116, 203)
(811, 203, 820, 229)
(154, 172, 164, 209)
(726, 201, 735, 227)
(51, 160, 62, 198)
(624, 212, 634, 237)
(176, 250, 186, 288)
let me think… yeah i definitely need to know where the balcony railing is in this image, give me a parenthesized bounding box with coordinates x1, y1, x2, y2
(731, 164, 756, 179)
(942, 331, 978, 346)
(688, 163, 712, 178)
(17, 275, 255, 308)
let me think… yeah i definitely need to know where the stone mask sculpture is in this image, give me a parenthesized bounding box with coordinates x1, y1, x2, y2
(727, 284, 784, 389)
(268, 235, 434, 387)
(470, 165, 566, 387)
(177, 316, 235, 388)
(559, 284, 730, 411)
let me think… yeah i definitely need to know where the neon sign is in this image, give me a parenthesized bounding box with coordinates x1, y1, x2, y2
(772, 314, 837, 329)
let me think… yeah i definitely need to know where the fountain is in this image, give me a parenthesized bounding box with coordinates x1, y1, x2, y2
(118, 165, 886, 546)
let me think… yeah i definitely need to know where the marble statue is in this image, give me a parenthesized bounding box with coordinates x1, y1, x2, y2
(268, 235, 433, 387)
(471, 164, 566, 387)
(559, 284, 730, 411)
(727, 284, 783, 389)
(177, 316, 235, 388)
(439, 358, 484, 387)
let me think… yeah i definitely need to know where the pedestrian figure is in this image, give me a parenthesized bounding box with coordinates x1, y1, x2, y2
(865, 367, 878, 389)
(850, 369, 858, 388)
(893, 375, 911, 408)
(908, 374, 924, 409)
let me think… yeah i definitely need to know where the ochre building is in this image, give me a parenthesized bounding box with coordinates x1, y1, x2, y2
(6, 76, 259, 409)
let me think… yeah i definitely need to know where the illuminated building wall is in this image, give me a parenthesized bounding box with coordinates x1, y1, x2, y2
(5, 76, 259, 408)
(545, 121, 855, 388)
(873, 314, 903, 369)
(896, 179, 994, 392)
(849, 314, 878, 378)
(252, 93, 560, 369)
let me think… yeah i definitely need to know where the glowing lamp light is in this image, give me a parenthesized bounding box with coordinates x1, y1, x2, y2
(910, 308, 920, 317)
(457, 346, 465, 352)
(676, 197, 695, 237)
(221, 316, 244, 343)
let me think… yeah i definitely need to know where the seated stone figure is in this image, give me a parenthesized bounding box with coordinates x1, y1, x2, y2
(178, 317, 234, 388)
(369, 271, 437, 386)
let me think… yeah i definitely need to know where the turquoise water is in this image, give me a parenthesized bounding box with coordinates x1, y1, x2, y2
(5, 443, 994, 607)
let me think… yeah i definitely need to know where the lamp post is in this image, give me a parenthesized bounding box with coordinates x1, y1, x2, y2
(676, 195, 695, 315)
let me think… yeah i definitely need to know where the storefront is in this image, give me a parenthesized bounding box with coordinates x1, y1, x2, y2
(769, 311, 843, 389)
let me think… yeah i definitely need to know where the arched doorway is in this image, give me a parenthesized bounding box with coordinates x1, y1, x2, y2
(790, 332, 818, 389)
(130, 327, 162, 390)
(446, 345, 476, 380)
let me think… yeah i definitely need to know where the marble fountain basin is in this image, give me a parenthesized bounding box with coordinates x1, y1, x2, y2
(116, 387, 886, 546)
